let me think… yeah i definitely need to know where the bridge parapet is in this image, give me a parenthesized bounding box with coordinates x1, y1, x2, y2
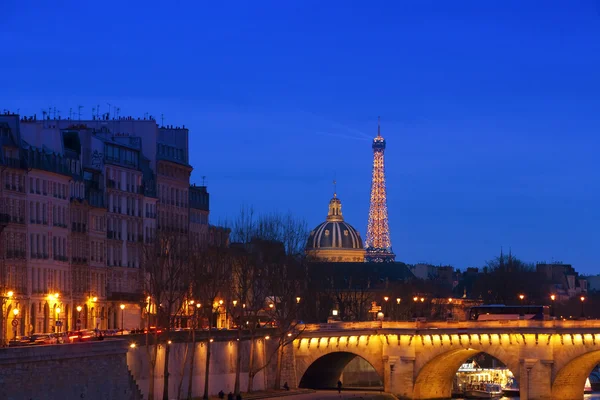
(298, 319, 600, 337)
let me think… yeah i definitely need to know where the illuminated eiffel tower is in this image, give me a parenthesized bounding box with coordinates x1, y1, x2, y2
(365, 117, 395, 262)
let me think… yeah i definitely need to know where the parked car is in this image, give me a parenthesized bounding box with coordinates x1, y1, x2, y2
(7, 336, 29, 347)
(28, 333, 57, 345)
(68, 330, 96, 343)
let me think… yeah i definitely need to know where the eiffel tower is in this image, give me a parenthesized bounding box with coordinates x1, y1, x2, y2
(365, 117, 395, 262)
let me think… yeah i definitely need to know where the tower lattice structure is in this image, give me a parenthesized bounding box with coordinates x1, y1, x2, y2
(365, 117, 395, 262)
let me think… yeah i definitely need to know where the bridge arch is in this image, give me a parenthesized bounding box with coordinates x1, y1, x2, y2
(552, 349, 600, 400)
(413, 346, 520, 400)
(294, 336, 385, 390)
(298, 351, 382, 389)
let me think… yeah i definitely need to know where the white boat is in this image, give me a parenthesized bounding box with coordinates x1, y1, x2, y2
(585, 377, 592, 394)
(464, 383, 503, 399)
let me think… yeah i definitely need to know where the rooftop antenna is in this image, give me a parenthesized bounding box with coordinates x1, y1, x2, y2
(161, 114, 164, 127)
(69, 108, 73, 120)
(116, 107, 120, 119)
(106, 103, 112, 120)
(96, 104, 100, 119)
(78, 105, 83, 121)
(143, 112, 148, 120)
(202, 176, 206, 186)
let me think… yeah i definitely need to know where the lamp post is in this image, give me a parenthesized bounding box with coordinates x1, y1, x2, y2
(296, 296, 302, 323)
(55, 307, 61, 334)
(448, 298, 453, 320)
(383, 296, 389, 320)
(580, 296, 586, 319)
(412, 296, 418, 319)
(420, 297, 425, 319)
(76, 305, 82, 331)
(12, 308, 19, 341)
(550, 295, 556, 318)
(396, 298, 401, 321)
(120, 304, 125, 335)
(519, 294, 525, 318)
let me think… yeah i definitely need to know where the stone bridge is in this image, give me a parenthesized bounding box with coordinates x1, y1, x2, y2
(282, 320, 600, 400)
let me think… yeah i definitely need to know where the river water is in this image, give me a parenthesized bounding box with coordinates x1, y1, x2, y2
(453, 394, 600, 400)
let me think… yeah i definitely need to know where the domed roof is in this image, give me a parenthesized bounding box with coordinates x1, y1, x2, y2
(306, 193, 363, 251)
(306, 220, 363, 250)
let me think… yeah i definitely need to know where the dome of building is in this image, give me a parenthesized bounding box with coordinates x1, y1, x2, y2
(306, 192, 365, 262)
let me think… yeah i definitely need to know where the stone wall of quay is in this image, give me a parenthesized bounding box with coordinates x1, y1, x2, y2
(127, 336, 276, 399)
(0, 340, 142, 400)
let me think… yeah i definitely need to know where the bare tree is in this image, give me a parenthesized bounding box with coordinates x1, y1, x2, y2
(266, 257, 306, 390)
(142, 229, 189, 400)
(192, 245, 232, 400)
(228, 208, 308, 393)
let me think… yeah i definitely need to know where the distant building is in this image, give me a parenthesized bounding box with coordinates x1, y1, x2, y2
(305, 191, 365, 262)
(0, 112, 211, 341)
(536, 263, 587, 300)
(584, 275, 600, 293)
(409, 264, 455, 287)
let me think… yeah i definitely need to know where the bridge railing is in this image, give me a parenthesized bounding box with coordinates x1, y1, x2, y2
(298, 319, 600, 334)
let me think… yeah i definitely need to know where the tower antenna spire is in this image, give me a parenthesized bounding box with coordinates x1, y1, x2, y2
(378, 116, 381, 137)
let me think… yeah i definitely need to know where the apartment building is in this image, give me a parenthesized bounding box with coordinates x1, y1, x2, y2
(0, 113, 211, 340)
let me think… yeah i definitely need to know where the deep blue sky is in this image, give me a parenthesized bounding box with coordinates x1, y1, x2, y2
(2, 1, 600, 273)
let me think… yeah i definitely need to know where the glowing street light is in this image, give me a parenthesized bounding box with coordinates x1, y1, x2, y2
(384, 296, 389, 302)
(519, 294, 525, 317)
(296, 297, 301, 304)
(12, 308, 19, 340)
(120, 304, 125, 335)
(232, 300, 238, 307)
(550, 294, 556, 318)
(580, 296, 586, 318)
(7, 291, 13, 298)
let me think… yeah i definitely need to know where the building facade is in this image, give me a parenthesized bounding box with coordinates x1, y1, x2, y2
(0, 113, 211, 341)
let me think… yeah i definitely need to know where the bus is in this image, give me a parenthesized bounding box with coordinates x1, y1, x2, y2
(468, 305, 549, 321)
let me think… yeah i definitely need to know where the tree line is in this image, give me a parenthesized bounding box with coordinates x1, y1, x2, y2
(141, 208, 308, 400)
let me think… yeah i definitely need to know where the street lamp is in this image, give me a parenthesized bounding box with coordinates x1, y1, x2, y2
(120, 304, 125, 335)
(296, 297, 301, 304)
(76, 305, 82, 330)
(383, 296, 389, 320)
(550, 294, 556, 318)
(580, 296, 586, 319)
(12, 308, 19, 340)
(55, 307, 61, 334)
(413, 296, 418, 319)
(519, 294, 525, 317)
(448, 298, 454, 320)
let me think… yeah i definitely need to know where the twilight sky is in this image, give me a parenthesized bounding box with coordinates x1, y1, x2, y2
(2, 1, 600, 273)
